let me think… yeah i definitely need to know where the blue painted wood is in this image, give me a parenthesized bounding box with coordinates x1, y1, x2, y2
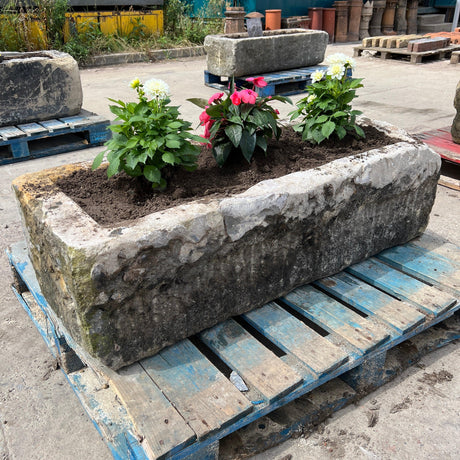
(0, 113, 111, 166)
(283, 286, 390, 355)
(376, 244, 460, 296)
(315, 272, 426, 335)
(346, 258, 458, 316)
(242, 301, 349, 376)
(199, 319, 303, 404)
(7, 241, 460, 460)
(141, 338, 253, 439)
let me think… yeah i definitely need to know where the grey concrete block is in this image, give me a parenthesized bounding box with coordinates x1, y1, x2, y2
(0, 50, 82, 127)
(12, 118, 441, 369)
(204, 29, 329, 77)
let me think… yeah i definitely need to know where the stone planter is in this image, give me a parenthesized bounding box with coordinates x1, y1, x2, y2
(204, 29, 328, 77)
(12, 119, 441, 370)
(0, 50, 82, 127)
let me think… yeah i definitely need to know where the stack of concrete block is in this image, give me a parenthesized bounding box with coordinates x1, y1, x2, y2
(362, 34, 421, 48)
(281, 16, 311, 29)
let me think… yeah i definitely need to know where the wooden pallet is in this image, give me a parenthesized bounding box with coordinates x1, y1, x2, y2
(204, 66, 328, 97)
(7, 234, 460, 460)
(0, 110, 111, 166)
(415, 126, 460, 164)
(354, 44, 460, 63)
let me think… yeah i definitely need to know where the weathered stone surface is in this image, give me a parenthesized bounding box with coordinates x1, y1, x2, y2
(204, 29, 328, 77)
(451, 80, 460, 143)
(0, 50, 82, 127)
(12, 119, 441, 369)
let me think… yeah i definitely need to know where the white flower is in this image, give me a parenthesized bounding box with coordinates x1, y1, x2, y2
(307, 94, 317, 103)
(326, 53, 348, 66)
(311, 70, 325, 83)
(143, 78, 170, 100)
(327, 63, 345, 80)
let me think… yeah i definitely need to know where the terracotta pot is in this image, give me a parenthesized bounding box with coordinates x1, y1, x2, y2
(265, 9, 282, 30)
(382, 0, 398, 35)
(369, 0, 386, 36)
(310, 8, 324, 31)
(406, 0, 419, 34)
(224, 7, 246, 34)
(360, 1, 374, 39)
(323, 8, 336, 42)
(348, 0, 363, 41)
(334, 1, 349, 42)
(394, 0, 408, 34)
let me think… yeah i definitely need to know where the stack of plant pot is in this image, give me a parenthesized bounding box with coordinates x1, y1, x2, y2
(332, 1, 363, 42)
(309, 7, 337, 42)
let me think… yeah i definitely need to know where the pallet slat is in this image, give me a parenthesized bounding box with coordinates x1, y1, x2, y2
(16, 123, 48, 136)
(242, 301, 349, 376)
(0, 125, 26, 140)
(346, 258, 457, 316)
(377, 244, 460, 296)
(200, 319, 303, 404)
(40, 119, 68, 131)
(141, 339, 253, 440)
(283, 286, 390, 354)
(107, 363, 196, 459)
(315, 272, 426, 335)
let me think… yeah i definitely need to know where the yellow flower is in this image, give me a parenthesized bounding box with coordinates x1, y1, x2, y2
(311, 70, 325, 83)
(130, 77, 140, 89)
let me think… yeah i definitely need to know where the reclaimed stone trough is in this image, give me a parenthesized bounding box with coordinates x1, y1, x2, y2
(12, 119, 441, 369)
(204, 29, 329, 77)
(0, 50, 82, 127)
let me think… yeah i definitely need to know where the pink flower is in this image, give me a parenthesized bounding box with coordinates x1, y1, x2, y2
(275, 109, 280, 114)
(199, 107, 210, 124)
(230, 91, 241, 106)
(208, 92, 224, 104)
(203, 120, 214, 139)
(240, 89, 257, 104)
(246, 76, 267, 88)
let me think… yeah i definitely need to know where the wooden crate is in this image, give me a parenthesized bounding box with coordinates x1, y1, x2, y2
(7, 234, 460, 459)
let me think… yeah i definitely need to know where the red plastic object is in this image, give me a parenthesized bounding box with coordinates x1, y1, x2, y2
(416, 127, 460, 164)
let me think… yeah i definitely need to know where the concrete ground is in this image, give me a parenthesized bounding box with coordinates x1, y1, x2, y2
(0, 43, 459, 460)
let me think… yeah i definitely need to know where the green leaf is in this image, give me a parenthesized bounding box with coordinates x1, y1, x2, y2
(354, 125, 365, 138)
(213, 142, 232, 167)
(256, 135, 267, 152)
(168, 121, 182, 129)
(321, 120, 336, 139)
(92, 151, 105, 170)
(336, 125, 347, 140)
(187, 97, 209, 109)
(162, 152, 176, 165)
(316, 114, 328, 124)
(107, 157, 121, 178)
(206, 105, 223, 117)
(126, 138, 138, 149)
(312, 129, 326, 144)
(143, 165, 161, 184)
(166, 139, 181, 149)
(225, 124, 243, 148)
(240, 130, 257, 163)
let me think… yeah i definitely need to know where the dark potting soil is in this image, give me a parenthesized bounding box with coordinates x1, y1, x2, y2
(57, 126, 399, 227)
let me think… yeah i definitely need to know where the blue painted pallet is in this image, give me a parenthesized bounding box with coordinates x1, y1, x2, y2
(7, 237, 460, 460)
(0, 110, 111, 166)
(204, 66, 328, 97)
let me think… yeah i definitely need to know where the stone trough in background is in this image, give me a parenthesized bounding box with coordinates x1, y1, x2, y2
(0, 50, 82, 127)
(204, 29, 329, 77)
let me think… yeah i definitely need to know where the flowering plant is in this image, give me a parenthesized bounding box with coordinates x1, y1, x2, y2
(92, 78, 203, 188)
(290, 54, 364, 144)
(189, 77, 290, 167)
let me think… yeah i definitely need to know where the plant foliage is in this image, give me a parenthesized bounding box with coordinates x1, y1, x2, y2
(189, 78, 290, 167)
(290, 54, 364, 144)
(92, 78, 204, 188)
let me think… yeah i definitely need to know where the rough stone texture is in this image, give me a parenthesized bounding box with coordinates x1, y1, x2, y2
(204, 29, 328, 77)
(12, 119, 441, 370)
(0, 50, 82, 127)
(451, 80, 460, 143)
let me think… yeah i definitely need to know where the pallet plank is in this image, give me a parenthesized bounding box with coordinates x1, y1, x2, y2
(16, 123, 48, 136)
(346, 258, 457, 316)
(242, 302, 349, 376)
(377, 244, 460, 296)
(107, 362, 196, 459)
(411, 235, 460, 266)
(200, 319, 303, 403)
(141, 339, 253, 440)
(283, 286, 390, 354)
(40, 119, 68, 131)
(0, 125, 26, 140)
(315, 272, 426, 335)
